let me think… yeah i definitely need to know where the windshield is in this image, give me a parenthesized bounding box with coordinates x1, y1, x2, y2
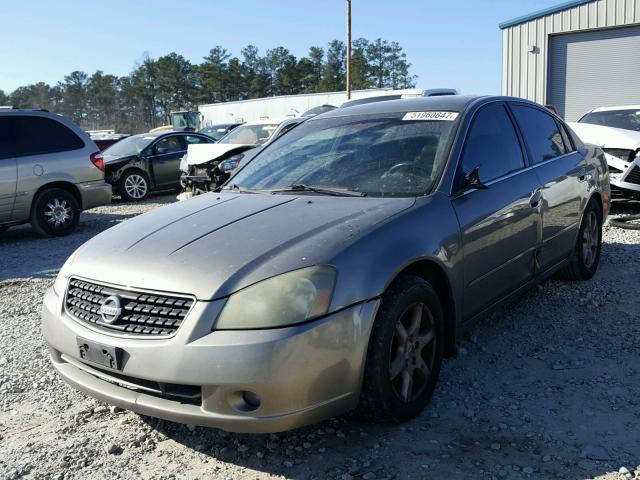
(103, 135, 156, 157)
(228, 113, 458, 198)
(218, 123, 278, 145)
(579, 109, 640, 132)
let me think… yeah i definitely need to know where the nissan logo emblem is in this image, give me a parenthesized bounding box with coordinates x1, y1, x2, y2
(100, 295, 123, 324)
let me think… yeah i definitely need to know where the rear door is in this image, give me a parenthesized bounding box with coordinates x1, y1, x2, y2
(451, 103, 542, 319)
(510, 104, 585, 271)
(0, 117, 17, 222)
(147, 135, 186, 188)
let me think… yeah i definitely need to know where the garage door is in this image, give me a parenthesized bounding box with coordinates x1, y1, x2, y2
(548, 25, 640, 121)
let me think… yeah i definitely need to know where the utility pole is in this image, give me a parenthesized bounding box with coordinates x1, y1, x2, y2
(346, 0, 352, 99)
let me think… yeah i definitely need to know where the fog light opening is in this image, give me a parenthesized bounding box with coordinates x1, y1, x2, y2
(229, 390, 262, 412)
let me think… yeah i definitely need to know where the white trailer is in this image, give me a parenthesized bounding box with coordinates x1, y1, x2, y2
(199, 88, 429, 126)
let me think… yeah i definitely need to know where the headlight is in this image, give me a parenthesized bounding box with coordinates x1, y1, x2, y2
(215, 266, 336, 329)
(219, 154, 244, 173)
(179, 156, 189, 173)
(52, 249, 79, 296)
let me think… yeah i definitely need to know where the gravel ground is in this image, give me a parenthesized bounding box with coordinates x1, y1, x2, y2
(1, 194, 639, 480)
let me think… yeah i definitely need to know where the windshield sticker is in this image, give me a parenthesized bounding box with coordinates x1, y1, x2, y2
(402, 111, 459, 121)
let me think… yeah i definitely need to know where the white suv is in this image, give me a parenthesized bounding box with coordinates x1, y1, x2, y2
(0, 109, 112, 236)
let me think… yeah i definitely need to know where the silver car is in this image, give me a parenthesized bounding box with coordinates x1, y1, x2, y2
(0, 109, 112, 236)
(42, 96, 610, 433)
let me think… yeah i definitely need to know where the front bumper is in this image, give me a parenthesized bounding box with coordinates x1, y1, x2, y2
(77, 181, 113, 210)
(605, 153, 640, 195)
(42, 287, 379, 433)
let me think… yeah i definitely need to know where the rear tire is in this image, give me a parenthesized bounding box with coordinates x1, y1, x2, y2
(557, 198, 602, 281)
(119, 170, 150, 202)
(356, 275, 444, 423)
(30, 188, 80, 237)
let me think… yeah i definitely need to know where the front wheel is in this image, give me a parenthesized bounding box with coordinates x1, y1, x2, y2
(557, 198, 602, 281)
(30, 188, 80, 237)
(119, 170, 150, 202)
(356, 275, 444, 423)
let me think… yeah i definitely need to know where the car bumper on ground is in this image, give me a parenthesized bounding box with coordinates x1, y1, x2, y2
(77, 181, 113, 210)
(41, 286, 380, 433)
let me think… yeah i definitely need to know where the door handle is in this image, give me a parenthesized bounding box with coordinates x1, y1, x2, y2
(529, 188, 541, 208)
(578, 167, 591, 182)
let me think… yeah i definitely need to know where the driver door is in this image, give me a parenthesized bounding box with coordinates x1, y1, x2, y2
(451, 103, 542, 319)
(148, 135, 186, 188)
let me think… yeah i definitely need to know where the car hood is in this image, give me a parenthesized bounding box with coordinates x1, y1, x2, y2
(186, 143, 255, 166)
(569, 122, 640, 149)
(68, 193, 415, 300)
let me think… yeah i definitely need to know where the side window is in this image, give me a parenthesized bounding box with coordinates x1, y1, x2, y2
(153, 136, 184, 155)
(459, 104, 525, 184)
(0, 117, 16, 160)
(559, 123, 575, 153)
(511, 105, 567, 163)
(13, 115, 84, 157)
(184, 135, 208, 145)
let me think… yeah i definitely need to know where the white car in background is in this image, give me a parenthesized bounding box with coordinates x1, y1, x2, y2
(569, 105, 640, 198)
(178, 118, 291, 199)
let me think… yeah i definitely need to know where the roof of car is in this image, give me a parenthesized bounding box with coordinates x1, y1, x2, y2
(318, 95, 488, 119)
(241, 117, 292, 126)
(591, 105, 640, 112)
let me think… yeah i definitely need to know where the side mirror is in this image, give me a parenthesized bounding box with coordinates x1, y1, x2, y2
(155, 147, 168, 155)
(462, 166, 488, 191)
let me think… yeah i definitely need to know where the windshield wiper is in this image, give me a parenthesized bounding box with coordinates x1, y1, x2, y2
(268, 184, 367, 197)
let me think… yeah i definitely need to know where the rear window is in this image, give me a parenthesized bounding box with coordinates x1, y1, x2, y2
(11, 115, 84, 157)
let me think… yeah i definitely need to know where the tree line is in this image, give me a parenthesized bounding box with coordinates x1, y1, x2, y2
(0, 38, 415, 134)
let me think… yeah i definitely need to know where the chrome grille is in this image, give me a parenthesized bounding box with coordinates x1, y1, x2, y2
(625, 165, 640, 185)
(65, 278, 194, 337)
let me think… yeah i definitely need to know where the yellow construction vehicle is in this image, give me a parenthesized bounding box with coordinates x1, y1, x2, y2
(150, 110, 202, 133)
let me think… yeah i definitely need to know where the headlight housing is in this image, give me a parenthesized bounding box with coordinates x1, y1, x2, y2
(52, 249, 79, 296)
(215, 266, 336, 329)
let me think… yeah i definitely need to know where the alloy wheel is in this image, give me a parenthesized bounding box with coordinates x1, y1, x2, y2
(389, 302, 437, 402)
(124, 174, 148, 199)
(43, 198, 73, 228)
(582, 210, 599, 268)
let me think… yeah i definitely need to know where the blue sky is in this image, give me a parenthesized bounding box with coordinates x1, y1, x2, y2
(0, 0, 562, 95)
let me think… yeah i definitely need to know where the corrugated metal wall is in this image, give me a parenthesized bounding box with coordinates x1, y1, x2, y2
(502, 0, 640, 108)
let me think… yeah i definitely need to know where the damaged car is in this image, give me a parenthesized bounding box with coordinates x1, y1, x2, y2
(44, 95, 609, 433)
(104, 131, 213, 201)
(570, 105, 640, 198)
(179, 117, 305, 199)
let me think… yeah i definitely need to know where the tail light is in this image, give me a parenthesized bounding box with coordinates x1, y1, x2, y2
(90, 151, 105, 172)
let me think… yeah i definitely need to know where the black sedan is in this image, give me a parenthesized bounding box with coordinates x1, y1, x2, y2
(103, 131, 214, 201)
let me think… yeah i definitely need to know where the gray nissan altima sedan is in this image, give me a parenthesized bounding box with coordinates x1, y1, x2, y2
(42, 95, 610, 433)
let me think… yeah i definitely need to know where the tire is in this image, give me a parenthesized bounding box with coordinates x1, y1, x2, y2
(30, 188, 80, 237)
(119, 170, 150, 202)
(356, 275, 444, 423)
(557, 198, 602, 281)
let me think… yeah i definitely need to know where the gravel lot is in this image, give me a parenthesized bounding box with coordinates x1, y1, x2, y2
(1, 194, 639, 480)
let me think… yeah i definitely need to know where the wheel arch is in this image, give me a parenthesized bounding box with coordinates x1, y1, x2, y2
(32, 181, 82, 211)
(386, 259, 457, 358)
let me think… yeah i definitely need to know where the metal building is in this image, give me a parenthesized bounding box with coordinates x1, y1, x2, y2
(199, 88, 427, 126)
(500, 0, 640, 120)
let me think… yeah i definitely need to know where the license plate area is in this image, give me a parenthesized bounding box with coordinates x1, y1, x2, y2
(77, 337, 122, 371)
